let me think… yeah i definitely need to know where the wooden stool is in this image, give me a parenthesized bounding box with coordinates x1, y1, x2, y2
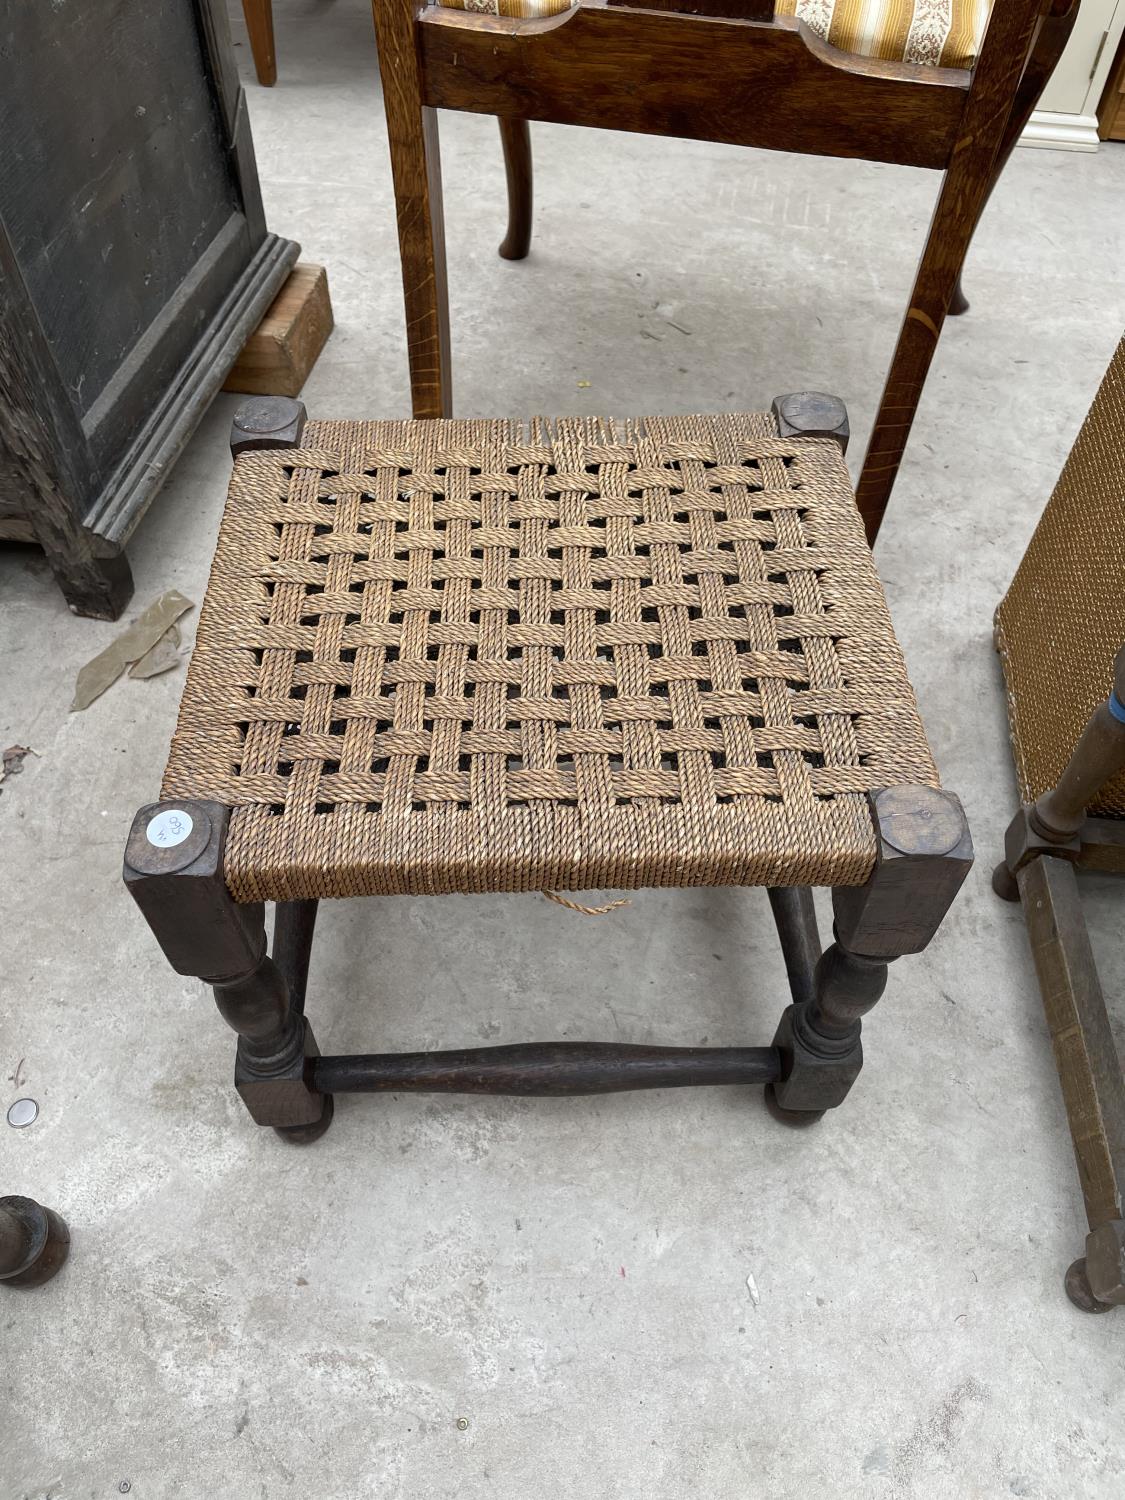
(124, 396, 971, 1143)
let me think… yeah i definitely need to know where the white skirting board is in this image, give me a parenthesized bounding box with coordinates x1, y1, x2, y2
(1020, 109, 1102, 153)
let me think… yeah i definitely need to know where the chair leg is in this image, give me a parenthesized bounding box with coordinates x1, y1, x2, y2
(854, 0, 1051, 544)
(856, 152, 1004, 539)
(1018, 857, 1125, 1312)
(498, 118, 534, 261)
(948, 5, 1079, 316)
(372, 0, 453, 418)
(769, 787, 972, 1122)
(856, 158, 998, 542)
(854, 213, 982, 544)
(242, 0, 278, 87)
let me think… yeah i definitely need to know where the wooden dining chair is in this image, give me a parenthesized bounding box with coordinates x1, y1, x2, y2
(370, 0, 1077, 543)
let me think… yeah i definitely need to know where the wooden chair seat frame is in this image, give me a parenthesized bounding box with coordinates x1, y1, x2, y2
(373, 0, 1077, 541)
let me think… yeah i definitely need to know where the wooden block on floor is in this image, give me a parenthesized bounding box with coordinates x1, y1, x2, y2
(0, 515, 36, 543)
(223, 263, 333, 398)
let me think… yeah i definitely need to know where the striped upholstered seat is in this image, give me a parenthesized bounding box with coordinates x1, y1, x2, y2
(438, 0, 991, 70)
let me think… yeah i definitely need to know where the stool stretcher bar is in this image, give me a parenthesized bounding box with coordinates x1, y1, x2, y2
(312, 1043, 783, 1096)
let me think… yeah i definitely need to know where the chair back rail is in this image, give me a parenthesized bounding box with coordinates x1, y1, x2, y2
(419, 7, 971, 170)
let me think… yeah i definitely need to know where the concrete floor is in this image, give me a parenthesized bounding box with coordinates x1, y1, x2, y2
(4, 2, 1125, 1494)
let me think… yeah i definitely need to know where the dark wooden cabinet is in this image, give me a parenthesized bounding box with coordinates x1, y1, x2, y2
(0, 0, 298, 617)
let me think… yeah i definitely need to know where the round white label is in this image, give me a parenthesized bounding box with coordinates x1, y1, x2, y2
(146, 809, 194, 849)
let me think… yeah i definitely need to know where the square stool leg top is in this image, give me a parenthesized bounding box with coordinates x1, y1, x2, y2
(124, 396, 972, 1142)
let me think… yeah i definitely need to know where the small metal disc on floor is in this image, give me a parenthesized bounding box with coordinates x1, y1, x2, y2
(7, 1098, 38, 1129)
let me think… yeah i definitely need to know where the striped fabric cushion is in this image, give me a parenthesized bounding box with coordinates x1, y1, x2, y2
(435, 0, 990, 69)
(775, 0, 990, 69)
(437, 0, 574, 15)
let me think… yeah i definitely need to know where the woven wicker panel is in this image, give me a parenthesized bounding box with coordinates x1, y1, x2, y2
(995, 336, 1125, 818)
(162, 413, 939, 900)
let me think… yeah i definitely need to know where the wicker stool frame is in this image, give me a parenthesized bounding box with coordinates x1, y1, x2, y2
(124, 397, 972, 1143)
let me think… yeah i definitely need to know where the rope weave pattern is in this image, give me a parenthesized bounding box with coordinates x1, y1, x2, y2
(162, 414, 939, 900)
(996, 335, 1125, 818)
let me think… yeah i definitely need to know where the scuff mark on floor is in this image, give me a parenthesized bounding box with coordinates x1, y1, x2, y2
(891, 1377, 988, 1492)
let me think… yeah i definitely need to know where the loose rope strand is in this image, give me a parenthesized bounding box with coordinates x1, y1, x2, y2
(542, 890, 632, 917)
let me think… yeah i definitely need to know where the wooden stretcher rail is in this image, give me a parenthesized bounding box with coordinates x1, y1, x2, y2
(313, 1042, 783, 1095)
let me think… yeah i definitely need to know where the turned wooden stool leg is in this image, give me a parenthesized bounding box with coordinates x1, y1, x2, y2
(769, 786, 972, 1122)
(498, 118, 533, 261)
(273, 900, 319, 1017)
(767, 886, 820, 1007)
(767, 944, 888, 1124)
(0, 1196, 70, 1289)
(123, 801, 333, 1143)
(121, 397, 331, 1142)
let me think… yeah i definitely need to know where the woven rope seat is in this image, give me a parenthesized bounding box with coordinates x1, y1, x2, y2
(162, 412, 939, 902)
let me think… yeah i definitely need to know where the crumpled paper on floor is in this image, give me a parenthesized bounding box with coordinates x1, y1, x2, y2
(0, 744, 36, 792)
(71, 590, 194, 711)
